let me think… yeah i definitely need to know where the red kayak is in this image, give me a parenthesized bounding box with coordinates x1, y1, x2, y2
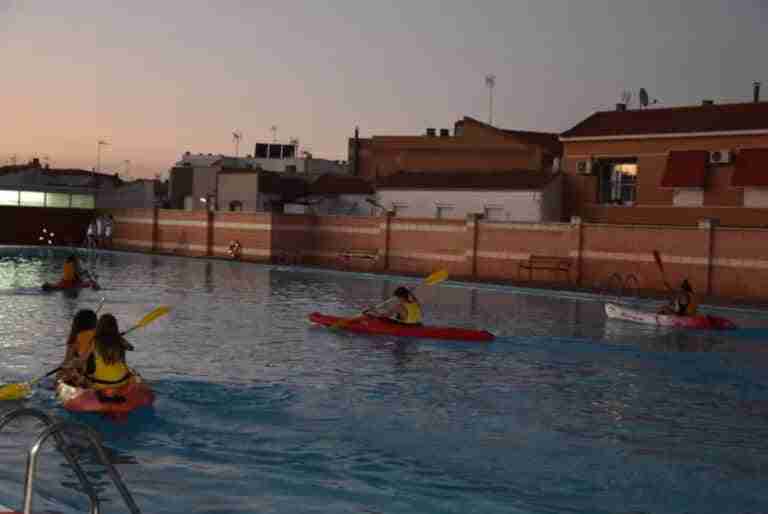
(56, 375, 155, 415)
(42, 280, 99, 291)
(605, 303, 737, 330)
(309, 312, 495, 342)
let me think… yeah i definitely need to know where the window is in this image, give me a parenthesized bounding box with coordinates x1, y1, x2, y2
(19, 191, 45, 207)
(392, 203, 408, 217)
(435, 205, 454, 219)
(484, 206, 505, 221)
(268, 144, 282, 159)
(598, 161, 638, 205)
(0, 190, 19, 206)
(255, 144, 269, 158)
(673, 189, 703, 207)
(70, 194, 95, 209)
(45, 192, 70, 208)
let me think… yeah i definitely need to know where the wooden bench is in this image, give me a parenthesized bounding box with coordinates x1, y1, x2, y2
(337, 249, 379, 269)
(519, 255, 572, 282)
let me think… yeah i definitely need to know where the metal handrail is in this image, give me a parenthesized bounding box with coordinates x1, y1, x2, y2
(24, 422, 142, 514)
(0, 409, 101, 514)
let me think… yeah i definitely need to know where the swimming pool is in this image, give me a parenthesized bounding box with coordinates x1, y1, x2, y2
(1, 247, 767, 514)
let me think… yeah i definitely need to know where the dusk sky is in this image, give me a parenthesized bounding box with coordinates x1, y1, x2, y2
(1, 1, 766, 178)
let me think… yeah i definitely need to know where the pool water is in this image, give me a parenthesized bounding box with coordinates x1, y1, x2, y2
(1, 247, 767, 514)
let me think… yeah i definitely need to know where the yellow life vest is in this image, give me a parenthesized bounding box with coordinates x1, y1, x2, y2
(398, 301, 422, 325)
(75, 329, 96, 358)
(88, 347, 131, 390)
(686, 294, 699, 316)
(62, 262, 76, 282)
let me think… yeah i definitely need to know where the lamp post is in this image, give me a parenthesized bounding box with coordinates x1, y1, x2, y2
(485, 74, 496, 125)
(96, 140, 110, 174)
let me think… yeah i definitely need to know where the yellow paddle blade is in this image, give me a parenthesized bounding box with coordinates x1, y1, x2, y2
(0, 382, 32, 401)
(424, 269, 448, 286)
(135, 306, 171, 329)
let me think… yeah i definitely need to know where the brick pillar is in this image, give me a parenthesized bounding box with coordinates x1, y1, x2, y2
(466, 213, 481, 278)
(151, 207, 159, 252)
(699, 217, 718, 296)
(206, 209, 214, 257)
(570, 216, 583, 286)
(382, 211, 393, 271)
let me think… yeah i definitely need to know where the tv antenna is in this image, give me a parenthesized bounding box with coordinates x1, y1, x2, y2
(232, 130, 243, 157)
(620, 90, 632, 107)
(485, 74, 496, 125)
(270, 125, 278, 143)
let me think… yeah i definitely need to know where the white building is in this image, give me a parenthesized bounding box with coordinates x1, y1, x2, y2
(170, 145, 348, 210)
(375, 170, 563, 222)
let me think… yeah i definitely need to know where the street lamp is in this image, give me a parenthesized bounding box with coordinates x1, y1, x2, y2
(485, 74, 496, 125)
(96, 139, 110, 174)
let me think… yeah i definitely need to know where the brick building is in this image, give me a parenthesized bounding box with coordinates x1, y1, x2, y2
(349, 116, 561, 181)
(560, 100, 768, 226)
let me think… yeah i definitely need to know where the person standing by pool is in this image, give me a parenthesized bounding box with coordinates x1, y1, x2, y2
(103, 214, 114, 248)
(365, 286, 423, 325)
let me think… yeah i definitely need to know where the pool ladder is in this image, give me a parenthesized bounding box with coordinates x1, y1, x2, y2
(0, 408, 141, 514)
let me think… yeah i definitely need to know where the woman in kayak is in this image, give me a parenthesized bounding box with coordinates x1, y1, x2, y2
(365, 286, 423, 325)
(82, 314, 136, 391)
(60, 254, 83, 286)
(58, 309, 98, 386)
(659, 279, 698, 316)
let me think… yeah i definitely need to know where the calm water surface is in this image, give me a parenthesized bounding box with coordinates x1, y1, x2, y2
(1, 247, 767, 514)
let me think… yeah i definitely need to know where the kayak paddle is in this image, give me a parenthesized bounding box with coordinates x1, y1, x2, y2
(0, 305, 171, 401)
(330, 269, 449, 330)
(652, 250, 673, 291)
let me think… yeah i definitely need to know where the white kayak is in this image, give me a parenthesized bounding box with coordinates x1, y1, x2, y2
(604, 303, 736, 330)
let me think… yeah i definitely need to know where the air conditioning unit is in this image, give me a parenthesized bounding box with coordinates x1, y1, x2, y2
(576, 160, 593, 175)
(709, 150, 732, 165)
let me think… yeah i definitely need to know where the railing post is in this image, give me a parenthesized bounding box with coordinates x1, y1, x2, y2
(466, 213, 481, 279)
(206, 208, 214, 257)
(382, 211, 393, 271)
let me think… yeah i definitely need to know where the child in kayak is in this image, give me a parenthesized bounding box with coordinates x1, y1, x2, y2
(58, 309, 98, 386)
(658, 279, 698, 316)
(83, 314, 135, 390)
(60, 254, 83, 286)
(365, 286, 423, 325)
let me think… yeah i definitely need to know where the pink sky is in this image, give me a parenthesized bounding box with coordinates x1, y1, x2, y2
(1, 1, 765, 178)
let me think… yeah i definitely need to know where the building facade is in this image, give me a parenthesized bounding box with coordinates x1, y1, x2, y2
(349, 117, 561, 181)
(376, 170, 562, 222)
(560, 100, 768, 226)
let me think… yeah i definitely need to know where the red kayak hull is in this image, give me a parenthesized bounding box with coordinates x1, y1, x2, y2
(56, 379, 155, 415)
(309, 312, 495, 342)
(42, 280, 98, 291)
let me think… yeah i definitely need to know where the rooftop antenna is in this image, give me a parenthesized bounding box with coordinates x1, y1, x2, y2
(270, 125, 278, 143)
(232, 130, 242, 157)
(639, 88, 649, 109)
(485, 74, 496, 125)
(620, 90, 632, 107)
(96, 139, 110, 173)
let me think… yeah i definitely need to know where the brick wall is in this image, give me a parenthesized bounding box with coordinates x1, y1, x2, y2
(107, 208, 768, 301)
(563, 134, 768, 225)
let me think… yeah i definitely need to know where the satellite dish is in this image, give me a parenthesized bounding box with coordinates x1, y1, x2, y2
(639, 88, 649, 108)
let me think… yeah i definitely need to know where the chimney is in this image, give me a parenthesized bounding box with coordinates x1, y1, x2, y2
(702, 99, 714, 106)
(754, 81, 762, 103)
(439, 128, 450, 137)
(615, 103, 627, 112)
(425, 128, 436, 137)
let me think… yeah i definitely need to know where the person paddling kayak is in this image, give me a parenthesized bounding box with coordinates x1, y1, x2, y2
(58, 309, 98, 386)
(61, 254, 84, 286)
(658, 279, 698, 316)
(365, 286, 423, 325)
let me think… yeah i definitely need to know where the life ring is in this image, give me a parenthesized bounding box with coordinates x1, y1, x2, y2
(228, 240, 242, 260)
